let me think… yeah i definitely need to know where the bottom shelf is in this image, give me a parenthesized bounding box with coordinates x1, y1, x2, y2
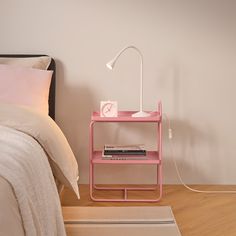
(90, 184, 162, 202)
(91, 151, 160, 164)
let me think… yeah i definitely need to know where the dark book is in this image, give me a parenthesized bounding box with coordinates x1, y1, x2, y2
(102, 150, 147, 160)
(102, 156, 148, 160)
(104, 150, 146, 155)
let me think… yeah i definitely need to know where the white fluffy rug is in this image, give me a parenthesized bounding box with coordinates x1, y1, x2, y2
(63, 206, 182, 236)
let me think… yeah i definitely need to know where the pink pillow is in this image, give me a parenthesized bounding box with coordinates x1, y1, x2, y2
(0, 64, 53, 114)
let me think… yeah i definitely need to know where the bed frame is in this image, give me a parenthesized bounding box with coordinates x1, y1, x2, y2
(0, 54, 56, 120)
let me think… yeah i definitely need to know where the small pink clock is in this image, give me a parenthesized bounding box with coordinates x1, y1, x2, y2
(100, 101, 118, 117)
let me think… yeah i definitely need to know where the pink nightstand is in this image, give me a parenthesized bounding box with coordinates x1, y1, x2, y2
(89, 102, 163, 202)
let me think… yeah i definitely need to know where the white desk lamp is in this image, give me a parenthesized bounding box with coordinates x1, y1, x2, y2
(106, 45, 150, 117)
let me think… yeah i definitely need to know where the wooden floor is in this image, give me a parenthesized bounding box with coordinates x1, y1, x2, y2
(61, 184, 236, 236)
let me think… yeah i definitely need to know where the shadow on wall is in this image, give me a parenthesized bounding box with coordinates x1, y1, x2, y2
(54, 59, 96, 183)
(163, 117, 221, 184)
(157, 62, 181, 115)
(158, 63, 221, 183)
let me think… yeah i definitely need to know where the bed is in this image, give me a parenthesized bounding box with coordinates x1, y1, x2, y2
(0, 55, 79, 236)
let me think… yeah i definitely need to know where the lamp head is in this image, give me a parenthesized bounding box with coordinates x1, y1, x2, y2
(106, 59, 116, 70)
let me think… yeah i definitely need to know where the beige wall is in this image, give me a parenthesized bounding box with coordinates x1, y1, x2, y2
(1, 0, 236, 184)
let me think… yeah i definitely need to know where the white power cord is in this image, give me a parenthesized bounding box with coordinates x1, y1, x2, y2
(163, 113, 236, 194)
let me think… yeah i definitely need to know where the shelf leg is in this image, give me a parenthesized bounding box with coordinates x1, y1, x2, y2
(124, 188, 128, 200)
(89, 121, 95, 200)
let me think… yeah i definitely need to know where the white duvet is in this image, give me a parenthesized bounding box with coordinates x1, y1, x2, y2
(0, 125, 65, 235)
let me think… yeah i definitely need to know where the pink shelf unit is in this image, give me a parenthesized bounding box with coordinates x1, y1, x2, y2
(89, 101, 163, 202)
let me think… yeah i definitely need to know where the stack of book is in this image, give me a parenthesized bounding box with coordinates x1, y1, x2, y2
(102, 144, 147, 160)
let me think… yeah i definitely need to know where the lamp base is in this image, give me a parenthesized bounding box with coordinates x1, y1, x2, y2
(132, 111, 151, 117)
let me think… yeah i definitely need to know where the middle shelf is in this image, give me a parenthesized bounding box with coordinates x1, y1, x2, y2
(91, 151, 160, 165)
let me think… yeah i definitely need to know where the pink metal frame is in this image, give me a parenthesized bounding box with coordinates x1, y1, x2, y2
(89, 102, 162, 202)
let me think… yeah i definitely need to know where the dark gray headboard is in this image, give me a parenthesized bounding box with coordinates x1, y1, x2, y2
(0, 54, 56, 120)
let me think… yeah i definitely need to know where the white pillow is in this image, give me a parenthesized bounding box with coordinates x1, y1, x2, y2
(0, 56, 51, 70)
(0, 64, 52, 114)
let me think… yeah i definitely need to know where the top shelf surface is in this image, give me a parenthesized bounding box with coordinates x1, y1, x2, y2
(91, 111, 161, 122)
